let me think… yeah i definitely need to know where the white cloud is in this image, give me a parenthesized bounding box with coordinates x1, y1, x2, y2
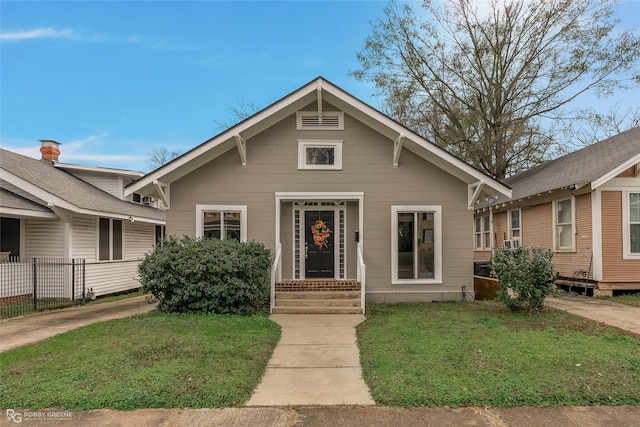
(0, 27, 76, 41)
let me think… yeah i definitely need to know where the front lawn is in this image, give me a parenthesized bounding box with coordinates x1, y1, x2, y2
(595, 294, 640, 307)
(0, 311, 280, 410)
(357, 302, 640, 407)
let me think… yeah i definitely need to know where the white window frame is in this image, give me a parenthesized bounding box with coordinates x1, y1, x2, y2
(298, 140, 343, 170)
(391, 206, 442, 285)
(622, 191, 640, 259)
(474, 213, 491, 251)
(553, 197, 576, 251)
(508, 208, 522, 241)
(97, 218, 123, 261)
(196, 205, 247, 242)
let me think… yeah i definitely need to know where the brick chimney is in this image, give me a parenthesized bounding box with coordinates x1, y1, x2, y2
(39, 140, 61, 163)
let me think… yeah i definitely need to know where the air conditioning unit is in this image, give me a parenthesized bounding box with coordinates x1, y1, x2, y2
(503, 239, 521, 249)
(141, 196, 155, 205)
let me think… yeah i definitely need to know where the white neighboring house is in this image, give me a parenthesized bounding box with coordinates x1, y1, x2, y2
(0, 140, 165, 298)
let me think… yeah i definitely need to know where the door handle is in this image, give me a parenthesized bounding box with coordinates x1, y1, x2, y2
(305, 244, 309, 259)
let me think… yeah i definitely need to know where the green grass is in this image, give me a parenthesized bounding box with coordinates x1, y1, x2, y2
(0, 311, 280, 410)
(595, 294, 640, 307)
(357, 302, 640, 407)
(0, 290, 145, 319)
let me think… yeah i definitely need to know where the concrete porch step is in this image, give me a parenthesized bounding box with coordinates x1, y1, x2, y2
(271, 306, 363, 314)
(275, 291, 361, 300)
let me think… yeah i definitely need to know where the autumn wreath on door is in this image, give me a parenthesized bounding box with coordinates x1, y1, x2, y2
(311, 220, 332, 248)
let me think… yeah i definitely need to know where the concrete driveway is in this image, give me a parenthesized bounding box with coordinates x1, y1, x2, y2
(0, 295, 156, 352)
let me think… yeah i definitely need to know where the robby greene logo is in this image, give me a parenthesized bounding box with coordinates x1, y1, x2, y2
(6, 409, 73, 423)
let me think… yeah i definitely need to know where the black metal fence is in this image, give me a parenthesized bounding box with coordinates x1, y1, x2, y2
(0, 257, 86, 318)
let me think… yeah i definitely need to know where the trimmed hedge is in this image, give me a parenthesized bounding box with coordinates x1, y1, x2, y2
(138, 236, 271, 315)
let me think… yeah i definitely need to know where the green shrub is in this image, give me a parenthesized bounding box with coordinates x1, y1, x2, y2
(491, 246, 558, 312)
(138, 236, 272, 315)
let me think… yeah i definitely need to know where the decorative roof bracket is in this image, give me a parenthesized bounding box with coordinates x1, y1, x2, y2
(468, 180, 485, 210)
(153, 180, 170, 209)
(393, 134, 404, 168)
(316, 80, 323, 124)
(235, 134, 247, 167)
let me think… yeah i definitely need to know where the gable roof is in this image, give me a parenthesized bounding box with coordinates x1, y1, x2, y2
(479, 126, 640, 208)
(0, 149, 165, 223)
(125, 76, 510, 208)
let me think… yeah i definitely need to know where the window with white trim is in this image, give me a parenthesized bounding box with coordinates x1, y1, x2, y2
(623, 192, 640, 259)
(392, 206, 442, 284)
(554, 198, 575, 251)
(98, 218, 123, 261)
(298, 140, 343, 170)
(196, 205, 247, 242)
(474, 213, 491, 250)
(509, 209, 521, 241)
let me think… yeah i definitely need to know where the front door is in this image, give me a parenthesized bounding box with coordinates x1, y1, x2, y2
(305, 210, 334, 278)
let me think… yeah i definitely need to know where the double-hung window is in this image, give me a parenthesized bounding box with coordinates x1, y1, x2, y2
(196, 205, 247, 242)
(474, 213, 491, 250)
(392, 206, 442, 284)
(509, 209, 521, 241)
(623, 192, 640, 259)
(554, 198, 575, 251)
(98, 218, 123, 261)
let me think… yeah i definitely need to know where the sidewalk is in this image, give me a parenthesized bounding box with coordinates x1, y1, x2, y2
(246, 314, 375, 406)
(545, 295, 640, 336)
(10, 405, 640, 426)
(0, 295, 156, 352)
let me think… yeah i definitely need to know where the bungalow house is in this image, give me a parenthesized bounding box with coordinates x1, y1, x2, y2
(125, 77, 511, 313)
(0, 141, 166, 300)
(474, 127, 640, 296)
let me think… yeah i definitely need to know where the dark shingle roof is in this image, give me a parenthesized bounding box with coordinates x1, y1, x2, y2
(481, 127, 640, 207)
(0, 149, 164, 221)
(0, 188, 52, 213)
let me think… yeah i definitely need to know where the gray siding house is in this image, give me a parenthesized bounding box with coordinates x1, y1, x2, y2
(126, 77, 510, 313)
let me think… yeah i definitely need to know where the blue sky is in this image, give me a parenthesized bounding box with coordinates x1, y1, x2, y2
(1, 0, 639, 173)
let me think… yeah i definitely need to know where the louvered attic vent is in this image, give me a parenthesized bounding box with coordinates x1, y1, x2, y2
(296, 111, 344, 130)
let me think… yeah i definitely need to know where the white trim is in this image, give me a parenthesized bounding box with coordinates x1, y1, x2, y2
(195, 204, 248, 242)
(297, 139, 343, 170)
(391, 205, 442, 285)
(275, 192, 364, 280)
(508, 208, 522, 242)
(622, 191, 640, 259)
(553, 197, 576, 252)
(592, 154, 640, 189)
(0, 207, 57, 219)
(591, 189, 603, 280)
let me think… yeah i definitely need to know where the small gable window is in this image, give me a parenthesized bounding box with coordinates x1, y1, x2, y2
(298, 140, 343, 170)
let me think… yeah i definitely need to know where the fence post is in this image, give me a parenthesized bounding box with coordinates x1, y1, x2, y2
(72, 259, 76, 301)
(32, 258, 37, 312)
(82, 259, 86, 303)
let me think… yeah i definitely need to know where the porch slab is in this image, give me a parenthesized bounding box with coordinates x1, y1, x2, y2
(270, 314, 366, 328)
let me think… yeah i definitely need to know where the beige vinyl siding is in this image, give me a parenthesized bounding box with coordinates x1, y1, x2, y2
(124, 222, 155, 260)
(24, 219, 65, 258)
(72, 214, 97, 260)
(522, 203, 553, 248)
(67, 171, 123, 199)
(601, 191, 640, 282)
(169, 111, 472, 298)
(553, 193, 593, 279)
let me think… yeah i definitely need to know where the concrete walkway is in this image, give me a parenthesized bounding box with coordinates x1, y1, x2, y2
(0, 295, 156, 352)
(246, 314, 375, 406)
(545, 295, 640, 336)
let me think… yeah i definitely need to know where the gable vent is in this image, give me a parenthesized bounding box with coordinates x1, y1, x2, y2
(297, 111, 344, 130)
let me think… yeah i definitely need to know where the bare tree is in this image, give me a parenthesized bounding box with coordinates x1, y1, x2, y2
(562, 105, 640, 147)
(213, 97, 265, 131)
(352, 0, 640, 180)
(148, 147, 181, 170)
